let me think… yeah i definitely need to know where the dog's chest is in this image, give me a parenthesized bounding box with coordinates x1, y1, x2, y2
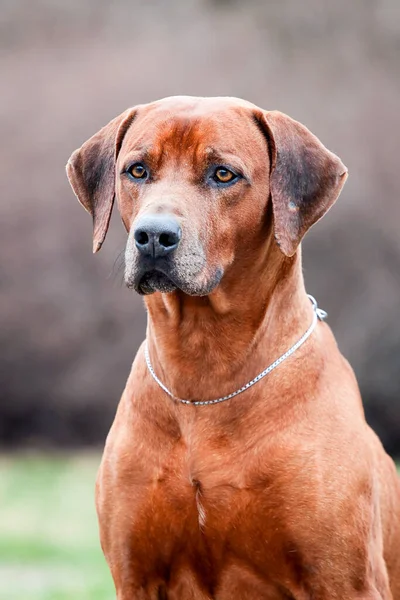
(98, 427, 305, 597)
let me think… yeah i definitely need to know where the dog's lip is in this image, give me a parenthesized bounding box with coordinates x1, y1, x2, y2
(140, 267, 173, 283)
(126, 256, 224, 296)
(141, 262, 175, 281)
(136, 267, 177, 295)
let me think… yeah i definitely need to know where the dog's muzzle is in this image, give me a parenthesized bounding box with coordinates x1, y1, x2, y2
(125, 213, 221, 296)
(125, 214, 182, 294)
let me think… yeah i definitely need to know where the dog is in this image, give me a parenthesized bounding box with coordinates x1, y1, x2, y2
(67, 96, 400, 599)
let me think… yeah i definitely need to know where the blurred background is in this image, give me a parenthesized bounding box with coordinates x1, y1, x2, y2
(1, 0, 399, 598)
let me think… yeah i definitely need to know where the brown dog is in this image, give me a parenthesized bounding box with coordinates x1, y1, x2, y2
(67, 96, 400, 599)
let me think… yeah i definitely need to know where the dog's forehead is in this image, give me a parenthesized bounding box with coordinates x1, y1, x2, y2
(123, 96, 265, 157)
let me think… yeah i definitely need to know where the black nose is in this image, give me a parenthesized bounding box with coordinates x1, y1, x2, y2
(134, 214, 182, 258)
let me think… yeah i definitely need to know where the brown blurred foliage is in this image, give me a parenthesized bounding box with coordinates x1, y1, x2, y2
(1, 0, 399, 454)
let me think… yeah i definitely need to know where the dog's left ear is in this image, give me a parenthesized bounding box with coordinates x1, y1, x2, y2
(66, 108, 136, 253)
(259, 111, 348, 257)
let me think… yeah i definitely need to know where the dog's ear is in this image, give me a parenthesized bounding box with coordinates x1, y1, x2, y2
(66, 108, 136, 253)
(258, 111, 348, 257)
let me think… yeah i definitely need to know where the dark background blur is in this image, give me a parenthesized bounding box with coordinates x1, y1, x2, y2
(1, 0, 399, 457)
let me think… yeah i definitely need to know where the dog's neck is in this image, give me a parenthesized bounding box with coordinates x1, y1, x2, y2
(144, 243, 311, 403)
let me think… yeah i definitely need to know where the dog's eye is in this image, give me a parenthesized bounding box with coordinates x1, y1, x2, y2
(213, 167, 237, 184)
(127, 163, 148, 179)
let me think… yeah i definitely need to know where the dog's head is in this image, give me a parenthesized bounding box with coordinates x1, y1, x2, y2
(67, 96, 347, 296)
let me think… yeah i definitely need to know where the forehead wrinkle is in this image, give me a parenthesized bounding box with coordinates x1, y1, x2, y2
(161, 118, 202, 150)
(146, 117, 206, 171)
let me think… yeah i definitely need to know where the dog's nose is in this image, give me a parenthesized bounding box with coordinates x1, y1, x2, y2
(134, 214, 182, 258)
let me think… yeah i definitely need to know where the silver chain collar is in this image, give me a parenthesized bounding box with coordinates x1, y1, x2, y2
(144, 294, 327, 406)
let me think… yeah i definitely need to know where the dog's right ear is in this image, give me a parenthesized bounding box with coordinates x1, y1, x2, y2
(66, 108, 136, 253)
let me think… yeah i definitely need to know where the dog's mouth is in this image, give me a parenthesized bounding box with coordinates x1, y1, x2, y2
(125, 249, 224, 297)
(136, 270, 177, 295)
(131, 265, 224, 297)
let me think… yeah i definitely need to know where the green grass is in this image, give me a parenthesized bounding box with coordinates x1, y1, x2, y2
(0, 453, 115, 600)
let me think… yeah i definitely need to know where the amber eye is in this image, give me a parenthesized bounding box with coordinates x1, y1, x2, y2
(213, 167, 236, 184)
(127, 163, 148, 179)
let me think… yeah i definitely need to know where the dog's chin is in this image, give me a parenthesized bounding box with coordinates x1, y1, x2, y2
(127, 267, 223, 297)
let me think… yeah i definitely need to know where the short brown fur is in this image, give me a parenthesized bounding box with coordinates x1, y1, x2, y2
(67, 96, 400, 599)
